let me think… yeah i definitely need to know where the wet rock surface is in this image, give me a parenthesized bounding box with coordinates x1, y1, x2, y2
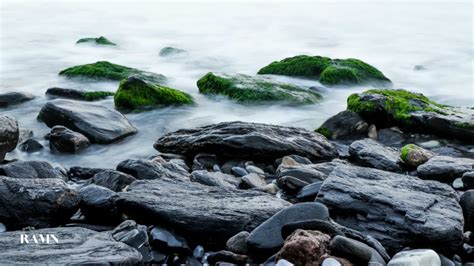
(0, 160, 66, 180)
(349, 138, 402, 172)
(0, 91, 35, 107)
(49, 125, 90, 153)
(417, 156, 474, 182)
(0, 114, 18, 161)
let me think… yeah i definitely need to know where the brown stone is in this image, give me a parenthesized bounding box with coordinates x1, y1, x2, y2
(276, 229, 330, 265)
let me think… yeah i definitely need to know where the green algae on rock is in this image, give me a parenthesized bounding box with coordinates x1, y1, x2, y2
(59, 61, 167, 83)
(114, 77, 194, 110)
(76, 36, 117, 46)
(83, 91, 115, 101)
(197, 72, 322, 104)
(257, 55, 391, 86)
(400, 144, 433, 168)
(159, 47, 187, 57)
(347, 89, 474, 142)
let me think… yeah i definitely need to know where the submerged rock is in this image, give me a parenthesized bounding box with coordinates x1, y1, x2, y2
(159, 46, 187, 57)
(59, 61, 166, 83)
(154, 121, 338, 163)
(197, 72, 322, 104)
(46, 87, 114, 101)
(399, 144, 434, 168)
(38, 99, 137, 144)
(315, 110, 369, 140)
(114, 77, 193, 110)
(49, 125, 90, 153)
(0, 92, 35, 107)
(76, 36, 117, 45)
(0, 160, 66, 180)
(0, 115, 18, 161)
(257, 55, 391, 86)
(317, 165, 464, 254)
(349, 138, 402, 172)
(18, 138, 44, 152)
(417, 156, 474, 182)
(0, 227, 142, 264)
(347, 89, 474, 143)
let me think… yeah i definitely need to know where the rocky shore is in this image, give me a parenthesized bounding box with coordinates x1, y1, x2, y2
(1, 52, 474, 265)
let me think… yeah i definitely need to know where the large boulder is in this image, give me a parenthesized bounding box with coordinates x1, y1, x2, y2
(349, 138, 402, 172)
(347, 89, 474, 142)
(49, 125, 90, 153)
(315, 110, 369, 139)
(316, 165, 464, 254)
(0, 160, 66, 180)
(0, 114, 19, 161)
(46, 87, 114, 101)
(76, 36, 116, 45)
(116, 178, 290, 247)
(0, 227, 142, 264)
(114, 77, 194, 110)
(0, 176, 80, 229)
(460, 190, 474, 232)
(59, 61, 166, 83)
(257, 55, 391, 86)
(38, 99, 137, 144)
(197, 72, 322, 104)
(154, 121, 338, 163)
(417, 156, 474, 183)
(0, 92, 35, 107)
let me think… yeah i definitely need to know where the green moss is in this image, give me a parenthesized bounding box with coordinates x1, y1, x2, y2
(83, 91, 115, 101)
(59, 61, 166, 83)
(76, 36, 116, 46)
(400, 144, 419, 162)
(159, 47, 186, 56)
(315, 126, 332, 139)
(454, 122, 474, 129)
(257, 55, 391, 86)
(197, 72, 322, 104)
(347, 93, 376, 113)
(114, 77, 194, 110)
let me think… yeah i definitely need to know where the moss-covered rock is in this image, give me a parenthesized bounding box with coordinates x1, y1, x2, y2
(76, 36, 116, 46)
(258, 55, 391, 86)
(114, 77, 194, 110)
(46, 87, 114, 101)
(400, 144, 433, 168)
(59, 61, 166, 84)
(83, 91, 115, 101)
(197, 72, 322, 104)
(347, 89, 474, 142)
(315, 110, 369, 140)
(159, 47, 186, 57)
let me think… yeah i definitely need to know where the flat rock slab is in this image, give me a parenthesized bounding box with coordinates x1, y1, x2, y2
(317, 165, 464, 254)
(417, 156, 474, 182)
(349, 138, 402, 172)
(154, 121, 338, 163)
(0, 227, 142, 264)
(38, 99, 137, 144)
(117, 178, 290, 246)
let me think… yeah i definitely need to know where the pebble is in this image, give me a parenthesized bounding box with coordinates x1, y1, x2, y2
(419, 140, 441, 149)
(246, 165, 265, 175)
(388, 249, 441, 266)
(453, 178, 464, 190)
(0, 223, 5, 233)
(193, 245, 204, 259)
(276, 259, 294, 266)
(322, 258, 341, 266)
(231, 167, 248, 177)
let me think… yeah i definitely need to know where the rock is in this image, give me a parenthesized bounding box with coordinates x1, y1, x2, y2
(197, 72, 322, 104)
(247, 165, 265, 175)
(207, 250, 248, 265)
(322, 257, 342, 266)
(368, 124, 378, 139)
(0, 176, 80, 229)
(400, 144, 434, 168)
(38, 99, 137, 144)
(315, 110, 369, 140)
(116, 159, 190, 180)
(191, 170, 239, 188)
(154, 121, 338, 163)
(226, 231, 249, 254)
(193, 245, 205, 259)
(18, 138, 43, 152)
(241, 173, 267, 189)
(276, 259, 294, 266)
(419, 140, 441, 149)
(277, 176, 309, 194)
(296, 181, 323, 201)
(192, 153, 219, 170)
(18, 128, 33, 143)
(59, 61, 166, 83)
(49, 125, 90, 153)
(463, 172, 474, 189)
(378, 127, 405, 146)
(159, 47, 187, 57)
(329, 235, 385, 265)
(453, 178, 464, 190)
(0, 115, 18, 161)
(264, 182, 280, 195)
(258, 55, 391, 86)
(276, 155, 313, 167)
(68, 166, 107, 180)
(76, 36, 116, 45)
(246, 202, 329, 259)
(232, 166, 248, 177)
(417, 156, 474, 182)
(46, 87, 114, 101)
(92, 169, 136, 192)
(114, 76, 194, 110)
(0, 227, 142, 264)
(276, 229, 330, 265)
(439, 254, 456, 266)
(388, 249, 441, 266)
(0, 223, 5, 232)
(0, 160, 66, 180)
(116, 178, 290, 247)
(347, 89, 474, 143)
(277, 159, 348, 183)
(317, 165, 464, 253)
(79, 184, 121, 223)
(461, 190, 474, 232)
(0, 92, 34, 107)
(150, 226, 191, 254)
(281, 220, 345, 240)
(112, 220, 153, 262)
(349, 138, 402, 172)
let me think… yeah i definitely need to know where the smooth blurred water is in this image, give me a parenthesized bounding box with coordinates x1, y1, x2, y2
(0, 1, 472, 168)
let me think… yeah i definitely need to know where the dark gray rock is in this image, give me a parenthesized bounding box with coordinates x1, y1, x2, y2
(277, 157, 348, 183)
(154, 121, 338, 163)
(79, 184, 121, 223)
(461, 190, 474, 232)
(296, 181, 323, 201)
(117, 159, 190, 180)
(68, 166, 106, 180)
(192, 153, 218, 171)
(377, 127, 405, 147)
(317, 165, 464, 253)
(316, 110, 369, 140)
(241, 173, 266, 189)
(18, 138, 43, 152)
(246, 202, 329, 260)
(38, 99, 137, 144)
(231, 166, 248, 177)
(0, 227, 142, 264)
(191, 170, 239, 188)
(116, 178, 290, 247)
(49, 125, 90, 153)
(207, 250, 248, 265)
(92, 169, 136, 192)
(0, 92, 34, 107)
(417, 156, 474, 182)
(329, 235, 385, 265)
(0, 160, 66, 180)
(0, 115, 18, 161)
(277, 176, 309, 194)
(349, 138, 402, 172)
(0, 176, 80, 229)
(45, 87, 113, 101)
(112, 220, 153, 262)
(463, 172, 474, 189)
(226, 231, 249, 255)
(281, 219, 345, 240)
(150, 226, 191, 254)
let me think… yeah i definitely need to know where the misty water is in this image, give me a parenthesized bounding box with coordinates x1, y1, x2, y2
(0, 1, 472, 168)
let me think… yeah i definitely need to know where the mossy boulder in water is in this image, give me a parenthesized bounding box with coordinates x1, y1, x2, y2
(59, 61, 166, 83)
(197, 72, 322, 104)
(114, 77, 194, 110)
(347, 89, 474, 142)
(159, 47, 187, 57)
(46, 87, 114, 101)
(76, 36, 116, 46)
(257, 55, 391, 86)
